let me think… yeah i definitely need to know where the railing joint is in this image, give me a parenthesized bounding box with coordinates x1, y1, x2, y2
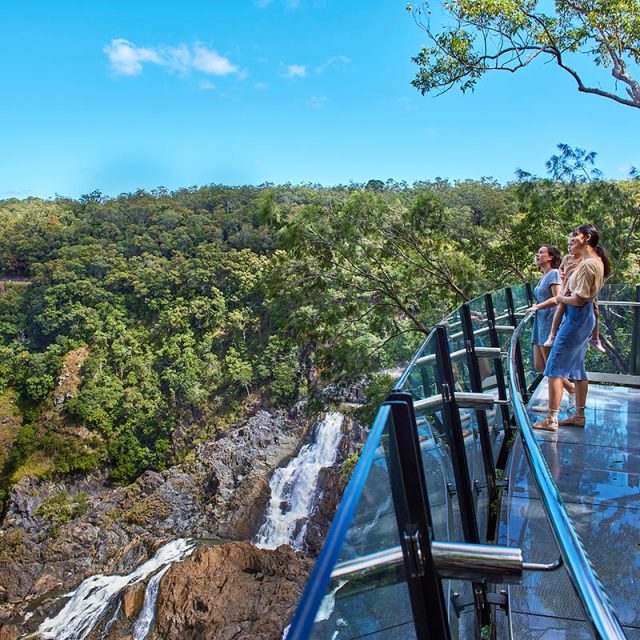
(403, 529, 425, 578)
(486, 590, 509, 610)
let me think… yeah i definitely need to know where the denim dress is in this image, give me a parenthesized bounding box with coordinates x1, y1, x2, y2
(531, 269, 561, 345)
(544, 258, 603, 381)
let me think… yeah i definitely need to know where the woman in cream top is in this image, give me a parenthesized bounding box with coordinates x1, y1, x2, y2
(567, 256, 604, 302)
(529, 223, 609, 431)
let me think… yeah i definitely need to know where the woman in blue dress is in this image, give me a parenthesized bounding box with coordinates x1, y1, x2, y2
(529, 224, 609, 431)
(531, 245, 562, 375)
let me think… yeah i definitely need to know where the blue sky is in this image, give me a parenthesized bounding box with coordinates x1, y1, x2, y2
(1, 0, 638, 199)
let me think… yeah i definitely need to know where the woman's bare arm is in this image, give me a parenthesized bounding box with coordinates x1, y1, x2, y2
(529, 292, 588, 312)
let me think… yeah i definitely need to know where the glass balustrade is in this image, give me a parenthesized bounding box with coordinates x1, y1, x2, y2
(287, 284, 640, 640)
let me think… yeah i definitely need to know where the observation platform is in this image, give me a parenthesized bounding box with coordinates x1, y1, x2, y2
(504, 381, 640, 638)
(286, 283, 640, 640)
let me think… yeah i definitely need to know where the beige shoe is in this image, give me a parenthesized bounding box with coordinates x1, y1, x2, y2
(531, 403, 549, 413)
(533, 416, 558, 432)
(559, 415, 585, 427)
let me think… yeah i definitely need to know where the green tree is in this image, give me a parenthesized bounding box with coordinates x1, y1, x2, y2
(409, 0, 640, 108)
(276, 190, 478, 379)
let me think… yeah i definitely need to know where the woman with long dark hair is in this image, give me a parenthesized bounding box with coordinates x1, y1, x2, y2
(529, 223, 610, 431)
(530, 244, 562, 413)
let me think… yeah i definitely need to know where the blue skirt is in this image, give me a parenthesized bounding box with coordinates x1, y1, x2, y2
(544, 303, 594, 380)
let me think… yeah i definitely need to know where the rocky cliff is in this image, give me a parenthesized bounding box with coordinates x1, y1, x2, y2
(0, 409, 308, 629)
(0, 406, 363, 639)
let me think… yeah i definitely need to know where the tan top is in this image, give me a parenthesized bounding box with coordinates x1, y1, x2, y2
(560, 254, 580, 295)
(567, 257, 604, 301)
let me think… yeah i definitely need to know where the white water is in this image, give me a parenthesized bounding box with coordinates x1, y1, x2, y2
(98, 601, 122, 640)
(131, 563, 172, 640)
(37, 538, 195, 640)
(255, 412, 344, 550)
(315, 579, 346, 622)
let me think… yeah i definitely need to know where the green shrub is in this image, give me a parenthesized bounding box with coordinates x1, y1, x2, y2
(35, 491, 88, 536)
(341, 452, 360, 476)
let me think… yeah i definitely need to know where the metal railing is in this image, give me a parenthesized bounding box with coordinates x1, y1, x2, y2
(508, 308, 630, 640)
(286, 284, 640, 640)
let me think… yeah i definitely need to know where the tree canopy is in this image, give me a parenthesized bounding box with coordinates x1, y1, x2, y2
(409, 0, 640, 108)
(0, 158, 638, 495)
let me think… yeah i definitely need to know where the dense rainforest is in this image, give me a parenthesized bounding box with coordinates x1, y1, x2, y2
(1, 162, 638, 503)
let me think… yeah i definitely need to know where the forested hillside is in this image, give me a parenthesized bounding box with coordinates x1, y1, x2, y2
(1, 169, 638, 498)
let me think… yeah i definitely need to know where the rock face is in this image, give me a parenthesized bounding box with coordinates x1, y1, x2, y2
(155, 542, 313, 640)
(0, 409, 309, 627)
(0, 406, 365, 636)
(303, 466, 349, 557)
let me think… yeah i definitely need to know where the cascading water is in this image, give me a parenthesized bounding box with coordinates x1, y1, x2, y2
(37, 538, 195, 640)
(254, 412, 344, 550)
(131, 563, 172, 640)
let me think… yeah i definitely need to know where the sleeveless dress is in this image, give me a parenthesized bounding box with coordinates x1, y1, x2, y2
(531, 268, 561, 345)
(544, 258, 604, 380)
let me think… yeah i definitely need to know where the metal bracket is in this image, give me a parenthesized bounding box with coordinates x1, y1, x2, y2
(403, 529, 425, 577)
(487, 590, 509, 610)
(447, 482, 457, 497)
(450, 591, 472, 616)
(451, 589, 509, 617)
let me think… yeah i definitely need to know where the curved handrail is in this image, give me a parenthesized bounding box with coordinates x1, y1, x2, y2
(507, 312, 627, 640)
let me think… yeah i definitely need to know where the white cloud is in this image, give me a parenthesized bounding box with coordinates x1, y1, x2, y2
(164, 44, 192, 74)
(284, 64, 306, 78)
(199, 80, 215, 90)
(192, 45, 239, 75)
(103, 39, 162, 76)
(254, 0, 273, 6)
(104, 39, 241, 79)
(316, 55, 350, 74)
(255, 82, 268, 90)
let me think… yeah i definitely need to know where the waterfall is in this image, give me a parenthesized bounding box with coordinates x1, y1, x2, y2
(37, 538, 195, 640)
(255, 412, 344, 550)
(131, 563, 172, 640)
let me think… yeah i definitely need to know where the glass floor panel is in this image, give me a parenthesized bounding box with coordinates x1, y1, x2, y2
(500, 382, 640, 634)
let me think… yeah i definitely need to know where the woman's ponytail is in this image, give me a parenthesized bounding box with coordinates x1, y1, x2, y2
(575, 223, 611, 277)
(595, 245, 611, 278)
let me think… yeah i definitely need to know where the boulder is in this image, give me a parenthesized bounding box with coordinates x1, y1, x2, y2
(155, 542, 313, 640)
(0, 624, 18, 640)
(122, 582, 146, 619)
(217, 476, 271, 540)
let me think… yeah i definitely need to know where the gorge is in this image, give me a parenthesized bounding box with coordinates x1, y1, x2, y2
(0, 407, 358, 640)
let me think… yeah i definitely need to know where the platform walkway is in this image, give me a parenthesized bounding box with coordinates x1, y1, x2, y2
(501, 381, 640, 639)
(287, 284, 639, 640)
